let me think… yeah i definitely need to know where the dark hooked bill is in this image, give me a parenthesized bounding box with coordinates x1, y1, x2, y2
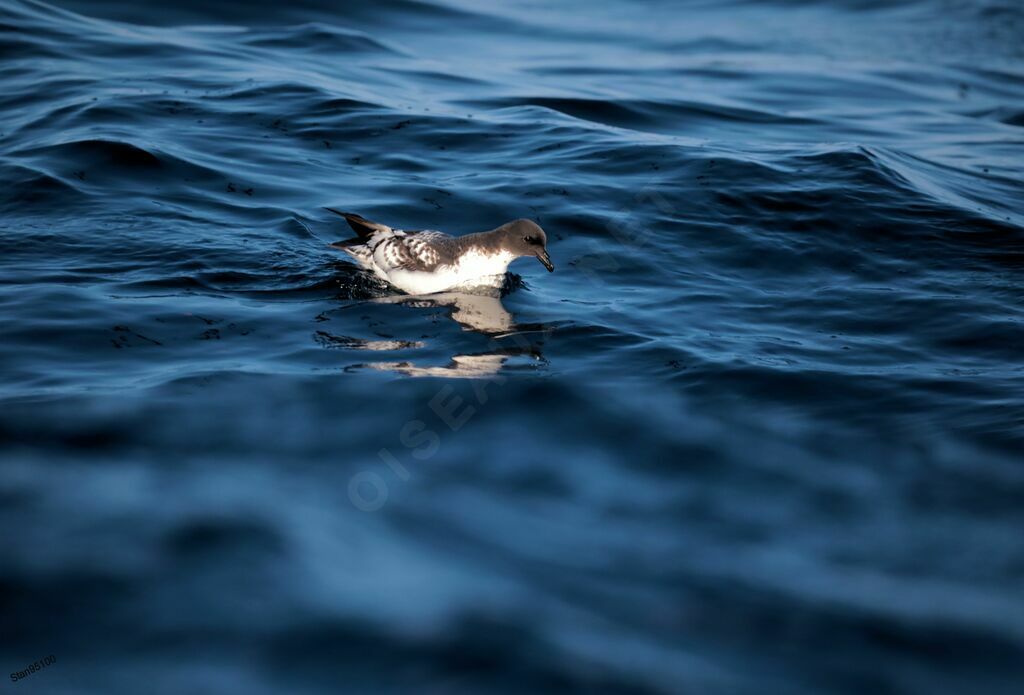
(536, 249, 554, 272)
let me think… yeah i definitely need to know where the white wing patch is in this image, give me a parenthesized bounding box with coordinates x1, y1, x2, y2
(374, 238, 402, 271)
(406, 236, 440, 267)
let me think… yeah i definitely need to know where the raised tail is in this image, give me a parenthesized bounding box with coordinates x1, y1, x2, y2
(328, 237, 362, 250)
(324, 208, 392, 239)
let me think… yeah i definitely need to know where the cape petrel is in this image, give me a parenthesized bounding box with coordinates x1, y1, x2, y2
(326, 209, 553, 295)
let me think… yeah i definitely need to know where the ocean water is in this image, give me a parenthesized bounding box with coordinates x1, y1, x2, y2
(2, 0, 1024, 692)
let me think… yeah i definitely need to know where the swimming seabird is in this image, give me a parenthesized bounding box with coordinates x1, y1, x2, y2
(326, 209, 554, 295)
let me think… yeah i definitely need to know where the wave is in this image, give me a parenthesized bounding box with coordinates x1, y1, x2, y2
(239, 22, 400, 54)
(462, 96, 821, 136)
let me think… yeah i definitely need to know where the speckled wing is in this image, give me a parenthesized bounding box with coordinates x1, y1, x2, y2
(370, 231, 456, 273)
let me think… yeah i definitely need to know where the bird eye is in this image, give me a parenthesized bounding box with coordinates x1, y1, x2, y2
(524, 236, 533, 243)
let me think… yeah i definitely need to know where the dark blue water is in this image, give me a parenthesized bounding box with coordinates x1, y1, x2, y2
(3, 0, 1024, 692)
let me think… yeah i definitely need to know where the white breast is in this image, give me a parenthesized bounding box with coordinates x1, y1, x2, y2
(385, 249, 515, 295)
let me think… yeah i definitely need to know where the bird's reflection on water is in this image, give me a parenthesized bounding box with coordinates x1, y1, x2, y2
(381, 292, 515, 334)
(323, 281, 550, 378)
